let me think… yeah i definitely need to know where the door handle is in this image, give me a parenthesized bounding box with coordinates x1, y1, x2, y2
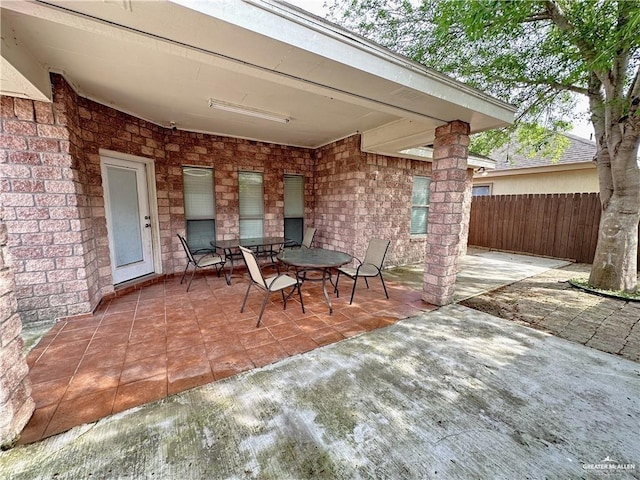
(145, 223, 151, 228)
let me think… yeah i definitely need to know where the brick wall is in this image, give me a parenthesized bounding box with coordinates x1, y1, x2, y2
(0, 217, 34, 447)
(163, 132, 315, 271)
(2, 74, 458, 324)
(315, 135, 431, 265)
(0, 78, 97, 324)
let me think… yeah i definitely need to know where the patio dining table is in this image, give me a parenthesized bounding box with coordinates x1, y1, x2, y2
(211, 236, 289, 285)
(277, 247, 352, 314)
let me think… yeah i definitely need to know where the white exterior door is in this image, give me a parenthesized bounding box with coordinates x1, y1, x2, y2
(101, 154, 155, 284)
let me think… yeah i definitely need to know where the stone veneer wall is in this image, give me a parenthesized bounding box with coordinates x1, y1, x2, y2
(314, 135, 431, 265)
(163, 133, 315, 272)
(0, 217, 34, 447)
(0, 77, 97, 324)
(2, 74, 458, 324)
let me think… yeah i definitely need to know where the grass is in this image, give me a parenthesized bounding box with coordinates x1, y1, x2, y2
(569, 278, 640, 301)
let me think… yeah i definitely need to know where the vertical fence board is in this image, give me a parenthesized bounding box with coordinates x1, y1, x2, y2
(468, 192, 634, 266)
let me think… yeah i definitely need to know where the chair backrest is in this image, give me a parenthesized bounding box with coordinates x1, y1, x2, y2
(177, 233, 196, 264)
(301, 227, 316, 249)
(239, 246, 266, 288)
(363, 238, 391, 268)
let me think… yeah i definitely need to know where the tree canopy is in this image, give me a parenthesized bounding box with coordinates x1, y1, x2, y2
(329, 0, 640, 291)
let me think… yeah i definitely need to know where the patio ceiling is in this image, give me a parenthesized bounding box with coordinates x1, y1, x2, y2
(1, 0, 515, 160)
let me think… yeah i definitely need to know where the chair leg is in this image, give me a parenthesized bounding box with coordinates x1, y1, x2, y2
(241, 283, 253, 313)
(349, 276, 358, 305)
(256, 292, 270, 327)
(180, 263, 190, 284)
(380, 273, 389, 299)
(186, 266, 198, 292)
(364, 277, 370, 289)
(334, 271, 341, 297)
(297, 282, 305, 314)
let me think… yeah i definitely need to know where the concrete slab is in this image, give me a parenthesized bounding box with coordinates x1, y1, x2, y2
(453, 250, 571, 301)
(3, 305, 638, 479)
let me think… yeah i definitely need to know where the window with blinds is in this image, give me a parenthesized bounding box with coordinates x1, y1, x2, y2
(183, 167, 215, 249)
(284, 174, 304, 245)
(411, 176, 431, 235)
(239, 171, 264, 238)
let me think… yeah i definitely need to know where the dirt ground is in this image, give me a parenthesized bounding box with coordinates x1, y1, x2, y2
(459, 262, 640, 363)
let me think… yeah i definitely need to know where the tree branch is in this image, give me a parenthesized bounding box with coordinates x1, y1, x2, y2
(544, 1, 601, 71)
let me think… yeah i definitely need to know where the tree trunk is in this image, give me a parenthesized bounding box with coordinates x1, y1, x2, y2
(589, 187, 640, 294)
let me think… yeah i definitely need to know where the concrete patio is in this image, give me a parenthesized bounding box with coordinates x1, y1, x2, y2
(2, 251, 638, 479)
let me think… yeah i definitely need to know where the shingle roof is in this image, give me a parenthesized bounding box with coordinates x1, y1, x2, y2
(489, 133, 596, 171)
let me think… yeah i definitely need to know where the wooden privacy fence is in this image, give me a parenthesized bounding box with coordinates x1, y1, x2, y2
(468, 193, 603, 264)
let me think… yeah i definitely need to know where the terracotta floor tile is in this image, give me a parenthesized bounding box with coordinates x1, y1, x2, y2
(333, 320, 367, 338)
(120, 354, 167, 385)
(28, 359, 78, 385)
(132, 314, 166, 329)
(166, 333, 204, 352)
(129, 325, 166, 344)
(17, 404, 57, 445)
(30, 376, 69, 408)
(85, 332, 130, 354)
(278, 334, 319, 356)
(267, 322, 304, 340)
(21, 275, 421, 444)
(124, 338, 167, 363)
(105, 299, 138, 314)
(204, 339, 245, 361)
(113, 374, 167, 414)
(239, 328, 276, 349)
(308, 327, 344, 347)
(294, 316, 329, 333)
(101, 311, 135, 325)
(44, 388, 117, 439)
(167, 351, 213, 395)
(211, 352, 255, 380)
(77, 345, 127, 371)
(63, 365, 122, 401)
(245, 341, 288, 368)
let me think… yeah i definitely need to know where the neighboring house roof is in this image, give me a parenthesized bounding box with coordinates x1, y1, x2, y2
(0, 0, 514, 157)
(489, 133, 596, 173)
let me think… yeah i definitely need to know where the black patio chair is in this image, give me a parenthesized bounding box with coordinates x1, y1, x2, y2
(177, 233, 225, 291)
(334, 238, 391, 304)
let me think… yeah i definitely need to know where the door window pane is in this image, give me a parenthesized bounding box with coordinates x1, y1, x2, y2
(107, 166, 144, 266)
(411, 176, 431, 235)
(239, 171, 264, 238)
(183, 167, 215, 249)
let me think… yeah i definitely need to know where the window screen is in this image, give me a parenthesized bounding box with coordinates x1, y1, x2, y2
(183, 167, 215, 249)
(239, 171, 264, 238)
(284, 174, 304, 244)
(411, 176, 431, 235)
(472, 185, 491, 196)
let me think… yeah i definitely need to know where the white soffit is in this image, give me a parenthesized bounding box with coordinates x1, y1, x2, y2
(0, 0, 515, 152)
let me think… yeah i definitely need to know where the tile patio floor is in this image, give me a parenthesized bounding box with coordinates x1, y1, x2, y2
(19, 266, 433, 444)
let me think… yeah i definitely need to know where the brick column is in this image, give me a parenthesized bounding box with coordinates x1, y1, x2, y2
(422, 121, 470, 305)
(458, 168, 474, 258)
(0, 218, 35, 447)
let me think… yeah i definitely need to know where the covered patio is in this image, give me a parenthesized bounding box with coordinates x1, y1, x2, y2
(18, 266, 432, 444)
(1, 0, 515, 446)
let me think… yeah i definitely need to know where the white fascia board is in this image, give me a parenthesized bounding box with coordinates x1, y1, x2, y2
(174, 0, 515, 124)
(486, 161, 596, 177)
